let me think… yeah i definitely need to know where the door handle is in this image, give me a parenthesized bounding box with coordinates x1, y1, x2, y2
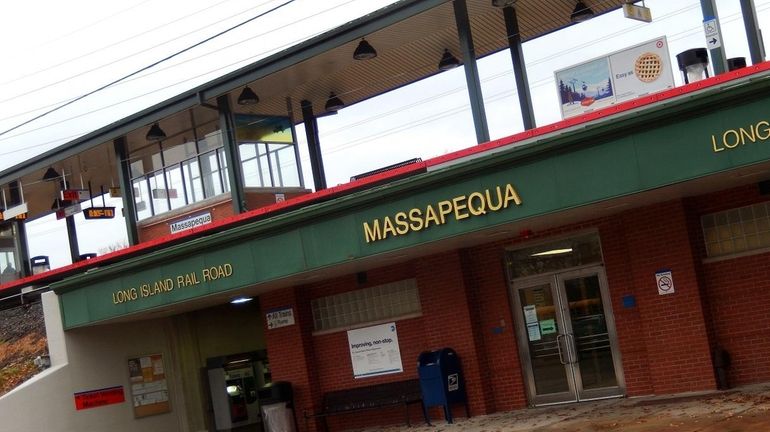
(566, 333, 578, 364)
(556, 334, 568, 365)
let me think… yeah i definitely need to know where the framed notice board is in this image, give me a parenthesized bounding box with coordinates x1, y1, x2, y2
(127, 353, 171, 418)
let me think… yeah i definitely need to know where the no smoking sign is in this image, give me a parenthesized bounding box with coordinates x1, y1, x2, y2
(655, 270, 675, 295)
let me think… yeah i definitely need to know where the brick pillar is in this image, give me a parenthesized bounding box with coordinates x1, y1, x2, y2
(416, 250, 490, 417)
(621, 200, 716, 393)
(261, 286, 320, 432)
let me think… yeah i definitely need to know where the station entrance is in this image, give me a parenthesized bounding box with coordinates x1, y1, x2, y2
(507, 234, 625, 406)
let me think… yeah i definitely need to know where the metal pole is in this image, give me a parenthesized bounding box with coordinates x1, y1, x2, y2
(286, 97, 306, 189)
(300, 100, 327, 191)
(453, 0, 490, 144)
(113, 137, 139, 246)
(65, 215, 80, 263)
(700, 0, 728, 75)
(503, 6, 536, 130)
(217, 95, 247, 214)
(740, 0, 766, 65)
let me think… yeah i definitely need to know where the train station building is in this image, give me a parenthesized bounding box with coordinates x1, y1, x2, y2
(1, 1, 770, 431)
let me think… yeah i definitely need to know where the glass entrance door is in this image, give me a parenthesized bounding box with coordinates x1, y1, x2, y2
(512, 266, 624, 405)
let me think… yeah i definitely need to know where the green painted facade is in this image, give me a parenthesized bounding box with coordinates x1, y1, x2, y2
(54, 74, 770, 329)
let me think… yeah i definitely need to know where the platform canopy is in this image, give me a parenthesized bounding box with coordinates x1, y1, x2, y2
(0, 0, 631, 221)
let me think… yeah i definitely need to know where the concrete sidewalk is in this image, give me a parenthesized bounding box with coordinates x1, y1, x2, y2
(358, 383, 770, 432)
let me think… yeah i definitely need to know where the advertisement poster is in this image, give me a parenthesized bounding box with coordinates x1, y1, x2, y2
(556, 36, 674, 118)
(347, 322, 403, 378)
(128, 354, 171, 418)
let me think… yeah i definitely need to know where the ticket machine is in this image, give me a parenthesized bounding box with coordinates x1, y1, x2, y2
(208, 352, 270, 431)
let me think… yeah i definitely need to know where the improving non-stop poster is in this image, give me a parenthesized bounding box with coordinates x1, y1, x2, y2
(347, 322, 403, 378)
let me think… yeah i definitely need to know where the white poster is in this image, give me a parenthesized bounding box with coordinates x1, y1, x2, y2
(656, 269, 675, 295)
(556, 36, 674, 119)
(347, 322, 403, 378)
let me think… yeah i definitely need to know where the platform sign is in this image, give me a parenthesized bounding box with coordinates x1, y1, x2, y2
(61, 189, 89, 201)
(84, 207, 116, 220)
(74, 386, 125, 410)
(3, 203, 28, 220)
(703, 17, 722, 49)
(347, 322, 403, 378)
(266, 307, 295, 329)
(56, 203, 82, 220)
(656, 269, 675, 295)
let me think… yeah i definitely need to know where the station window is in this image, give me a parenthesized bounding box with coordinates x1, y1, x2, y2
(311, 279, 421, 333)
(0, 224, 20, 284)
(235, 114, 301, 188)
(130, 120, 230, 220)
(702, 201, 770, 257)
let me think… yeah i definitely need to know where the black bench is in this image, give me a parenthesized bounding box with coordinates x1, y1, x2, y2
(304, 379, 427, 430)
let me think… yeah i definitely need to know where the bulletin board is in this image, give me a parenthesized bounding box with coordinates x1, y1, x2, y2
(127, 354, 171, 418)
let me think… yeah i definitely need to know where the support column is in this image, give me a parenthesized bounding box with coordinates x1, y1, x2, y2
(301, 100, 327, 191)
(217, 95, 247, 214)
(113, 137, 139, 246)
(286, 97, 306, 189)
(453, 0, 490, 144)
(9, 181, 31, 276)
(65, 215, 80, 263)
(503, 6, 536, 130)
(740, 0, 766, 65)
(700, 0, 728, 75)
(261, 287, 320, 431)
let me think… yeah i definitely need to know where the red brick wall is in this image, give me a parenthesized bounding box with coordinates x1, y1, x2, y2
(686, 184, 770, 387)
(259, 195, 759, 431)
(619, 200, 716, 393)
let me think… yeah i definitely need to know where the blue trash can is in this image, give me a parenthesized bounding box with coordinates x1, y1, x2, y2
(417, 348, 468, 424)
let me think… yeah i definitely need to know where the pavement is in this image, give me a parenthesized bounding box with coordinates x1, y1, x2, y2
(356, 382, 770, 432)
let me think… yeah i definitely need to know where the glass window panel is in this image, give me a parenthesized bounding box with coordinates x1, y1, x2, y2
(219, 149, 230, 193)
(506, 233, 603, 279)
(199, 129, 224, 153)
(740, 207, 754, 221)
(149, 172, 169, 214)
(743, 220, 757, 235)
(201, 150, 223, 197)
(730, 223, 743, 237)
(182, 159, 203, 203)
(133, 178, 151, 220)
(747, 234, 760, 249)
(704, 227, 718, 243)
(734, 238, 747, 252)
(720, 240, 734, 254)
(235, 114, 294, 144)
(718, 226, 732, 240)
(164, 166, 186, 210)
(757, 218, 770, 232)
(727, 209, 741, 224)
(163, 140, 197, 166)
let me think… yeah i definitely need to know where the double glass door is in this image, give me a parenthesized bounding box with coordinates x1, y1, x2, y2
(512, 267, 624, 405)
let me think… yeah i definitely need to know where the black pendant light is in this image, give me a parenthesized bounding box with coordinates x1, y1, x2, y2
(237, 86, 259, 105)
(325, 92, 345, 112)
(353, 38, 377, 60)
(438, 49, 460, 71)
(491, 0, 516, 7)
(42, 167, 61, 181)
(570, 1, 594, 23)
(146, 122, 167, 141)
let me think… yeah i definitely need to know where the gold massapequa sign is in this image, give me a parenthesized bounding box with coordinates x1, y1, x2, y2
(362, 183, 522, 244)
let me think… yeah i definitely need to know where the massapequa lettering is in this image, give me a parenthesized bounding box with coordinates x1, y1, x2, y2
(711, 120, 770, 153)
(111, 264, 233, 305)
(363, 183, 522, 243)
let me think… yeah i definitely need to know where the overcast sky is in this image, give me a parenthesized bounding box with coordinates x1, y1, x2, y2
(1, 0, 769, 269)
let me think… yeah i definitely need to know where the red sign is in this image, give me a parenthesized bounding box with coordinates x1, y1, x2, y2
(74, 386, 125, 410)
(61, 189, 89, 201)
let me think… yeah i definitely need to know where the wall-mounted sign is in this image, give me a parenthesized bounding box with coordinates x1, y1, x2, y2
(656, 269, 675, 295)
(266, 306, 295, 329)
(169, 212, 212, 234)
(56, 203, 82, 220)
(128, 354, 171, 418)
(556, 36, 674, 119)
(3, 203, 28, 220)
(109, 187, 121, 198)
(275, 193, 286, 203)
(74, 385, 125, 410)
(84, 207, 116, 220)
(61, 189, 89, 201)
(347, 322, 403, 378)
(703, 17, 722, 50)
